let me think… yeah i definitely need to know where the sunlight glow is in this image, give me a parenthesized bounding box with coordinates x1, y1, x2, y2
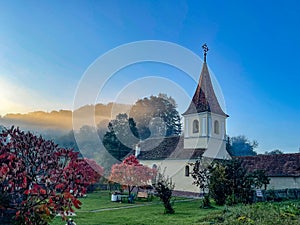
(0, 76, 64, 116)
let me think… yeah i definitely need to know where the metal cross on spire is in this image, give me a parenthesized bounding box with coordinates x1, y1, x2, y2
(202, 43, 209, 63)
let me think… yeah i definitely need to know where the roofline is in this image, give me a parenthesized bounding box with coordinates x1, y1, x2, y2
(182, 111, 229, 117)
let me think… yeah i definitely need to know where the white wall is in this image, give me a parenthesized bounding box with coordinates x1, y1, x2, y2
(141, 159, 200, 193)
(140, 162, 300, 193)
(268, 177, 300, 190)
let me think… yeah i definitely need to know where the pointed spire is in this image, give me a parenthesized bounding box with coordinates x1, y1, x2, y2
(202, 43, 209, 63)
(183, 44, 228, 117)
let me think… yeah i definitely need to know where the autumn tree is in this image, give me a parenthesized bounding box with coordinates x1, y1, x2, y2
(0, 126, 103, 225)
(109, 155, 156, 195)
(63, 157, 104, 195)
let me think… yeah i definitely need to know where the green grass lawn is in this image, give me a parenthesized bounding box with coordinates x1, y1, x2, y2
(50, 191, 221, 225)
(50, 191, 300, 225)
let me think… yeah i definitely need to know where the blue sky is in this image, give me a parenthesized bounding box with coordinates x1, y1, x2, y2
(0, 0, 299, 153)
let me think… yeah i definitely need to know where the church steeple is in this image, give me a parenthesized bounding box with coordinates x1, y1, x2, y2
(183, 44, 227, 117)
(182, 44, 230, 159)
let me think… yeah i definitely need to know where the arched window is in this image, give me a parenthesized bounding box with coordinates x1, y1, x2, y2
(185, 165, 190, 177)
(214, 120, 219, 134)
(193, 120, 199, 133)
(152, 164, 157, 169)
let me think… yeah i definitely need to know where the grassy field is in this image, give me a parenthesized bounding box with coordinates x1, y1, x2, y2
(50, 191, 300, 225)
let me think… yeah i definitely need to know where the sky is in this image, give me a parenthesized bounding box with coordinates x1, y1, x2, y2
(0, 0, 300, 153)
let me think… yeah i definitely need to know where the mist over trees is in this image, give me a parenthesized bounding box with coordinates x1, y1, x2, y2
(0, 94, 183, 167)
(129, 94, 182, 140)
(101, 94, 182, 161)
(0, 103, 130, 132)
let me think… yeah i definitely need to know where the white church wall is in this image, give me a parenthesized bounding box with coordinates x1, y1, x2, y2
(184, 113, 208, 149)
(141, 161, 299, 193)
(140, 159, 200, 193)
(183, 112, 228, 155)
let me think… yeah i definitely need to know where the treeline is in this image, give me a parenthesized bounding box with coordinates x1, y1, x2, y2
(0, 102, 130, 131)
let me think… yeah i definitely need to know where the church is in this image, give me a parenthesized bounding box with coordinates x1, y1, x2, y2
(132, 44, 300, 193)
(134, 44, 231, 193)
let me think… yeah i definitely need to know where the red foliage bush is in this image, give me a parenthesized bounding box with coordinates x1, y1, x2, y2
(0, 126, 103, 225)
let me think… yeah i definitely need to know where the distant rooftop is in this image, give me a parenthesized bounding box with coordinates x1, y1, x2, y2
(238, 153, 300, 177)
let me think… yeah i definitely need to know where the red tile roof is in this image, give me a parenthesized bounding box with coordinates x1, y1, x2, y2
(238, 153, 300, 177)
(183, 62, 227, 117)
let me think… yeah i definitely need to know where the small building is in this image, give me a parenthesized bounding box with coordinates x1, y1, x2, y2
(239, 153, 300, 190)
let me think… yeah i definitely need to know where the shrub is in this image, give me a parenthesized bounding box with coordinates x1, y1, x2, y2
(153, 168, 175, 214)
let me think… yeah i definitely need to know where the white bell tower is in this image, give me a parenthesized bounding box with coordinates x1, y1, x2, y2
(182, 44, 230, 159)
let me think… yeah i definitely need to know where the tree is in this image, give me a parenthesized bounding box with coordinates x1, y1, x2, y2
(0, 126, 103, 225)
(129, 94, 182, 139)
(209, 159, 269, 206)
(191, 159, 211, 194)
(265, 149, 283, 155)
(109, 155, 156, 196)
(249, 170, 270, 190)
(102, 114, 139, 161)
(191, 158, 212, 208)
(208, 162, 229, 205)
(224, 159, 253, 204)
(64, 158, 104, 195)
(153, 167, 175, 214)
(227, 135, 258, 156)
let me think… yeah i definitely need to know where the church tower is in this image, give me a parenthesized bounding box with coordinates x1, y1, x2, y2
(182, 44, 230, 159)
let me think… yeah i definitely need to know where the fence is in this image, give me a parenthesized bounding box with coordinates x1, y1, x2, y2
(253, 188, 300, 202)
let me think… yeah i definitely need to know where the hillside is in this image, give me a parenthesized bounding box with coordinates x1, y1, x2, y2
(0, 102, 131, 132)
